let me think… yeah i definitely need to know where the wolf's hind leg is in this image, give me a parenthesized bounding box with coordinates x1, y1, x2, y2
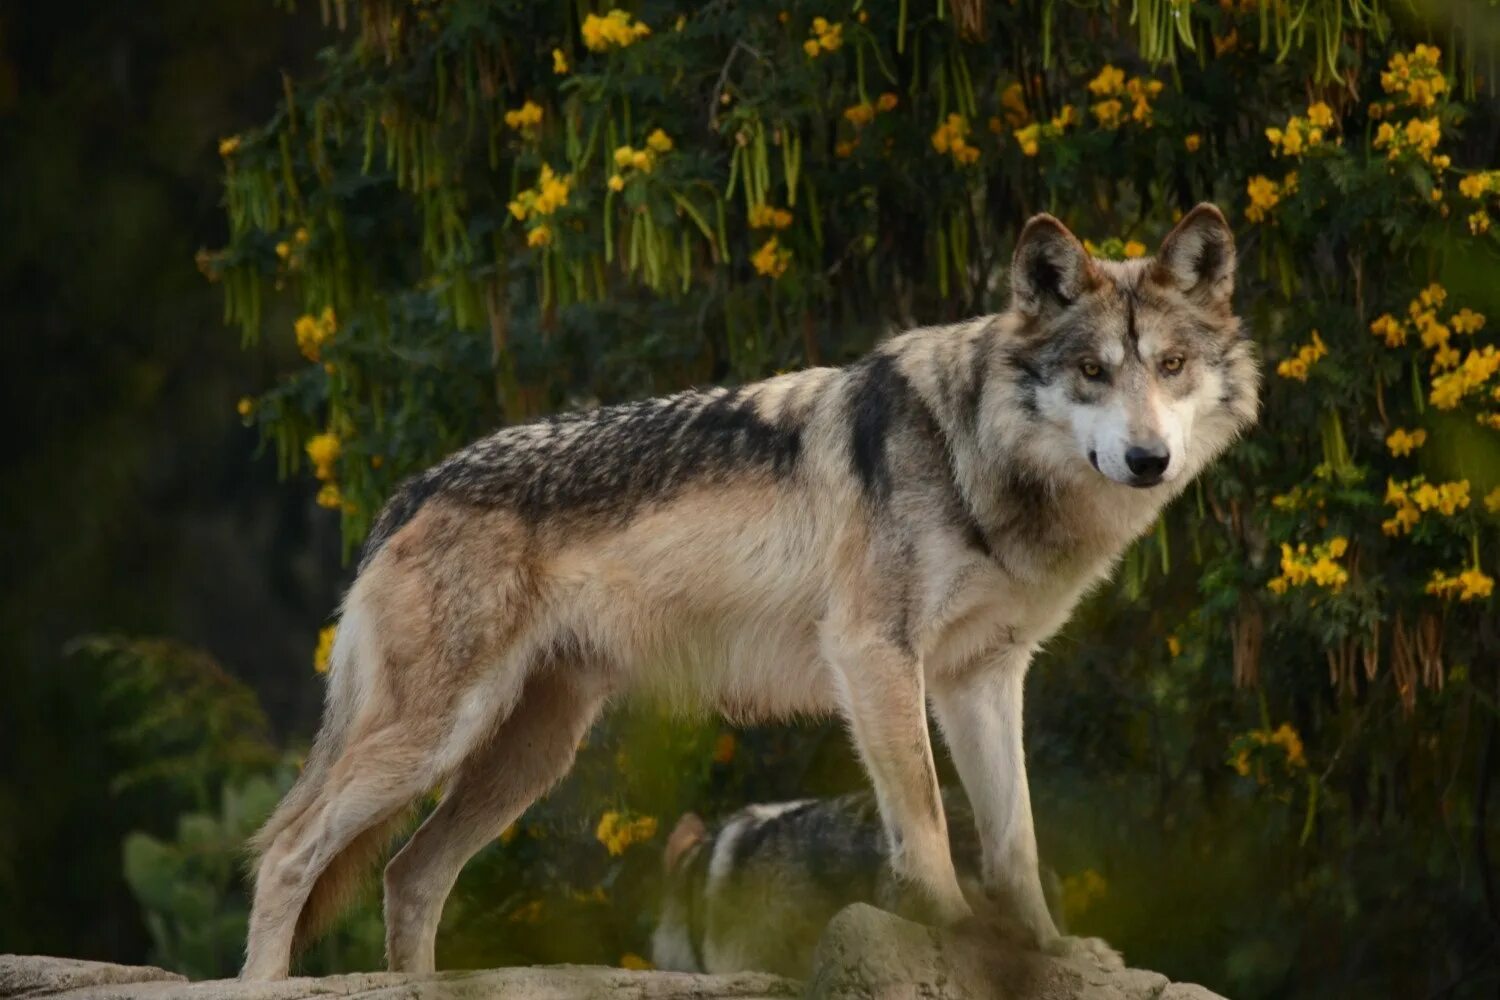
(383, 668, 606, 973)
(242, 722, 452, 980)
(826, 632, 971, 926)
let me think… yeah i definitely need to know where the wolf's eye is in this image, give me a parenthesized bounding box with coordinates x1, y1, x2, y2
(1161, 355, 1185, 374)
(1080, 361, 1105, 380)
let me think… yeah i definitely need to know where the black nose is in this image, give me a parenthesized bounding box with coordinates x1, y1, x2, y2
(1125, 444, 1170, 481)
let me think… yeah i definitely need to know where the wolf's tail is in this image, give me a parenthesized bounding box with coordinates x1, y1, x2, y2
(247, 591, 409, 954)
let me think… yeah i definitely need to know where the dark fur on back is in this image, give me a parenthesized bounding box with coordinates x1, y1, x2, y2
(361, 385, 808, 568)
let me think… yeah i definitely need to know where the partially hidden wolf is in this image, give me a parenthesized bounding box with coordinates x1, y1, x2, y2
(241, 204, 1258, 979)
(652, 791, 1066, 979)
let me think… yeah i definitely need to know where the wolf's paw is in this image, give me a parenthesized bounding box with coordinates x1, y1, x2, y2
(1044, 934, 1125, 971)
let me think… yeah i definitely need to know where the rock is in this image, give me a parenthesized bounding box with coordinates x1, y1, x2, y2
(0, 956, 184, 998)
(2, 917, 1223, 1000)
(803, 905, 1226, 1000)
(0, 956, 797, 1000)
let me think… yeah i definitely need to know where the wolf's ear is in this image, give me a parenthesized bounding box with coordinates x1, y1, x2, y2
(1154, 203, 1235, 308)
(1010, 213, 1095, 317)
(664, 812, 707, 873)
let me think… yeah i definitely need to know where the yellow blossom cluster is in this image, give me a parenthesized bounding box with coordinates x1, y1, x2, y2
(503, 100, 543, 133)
(1267, 537, 1349, 594)
(218, 135, 241, 157)
(998, 82, 1030, 129)
(1383, 476, 1470, 535)
(552, 48, 569, 74)
(842, 93, 897, 130)
(1265, 102, 1337, 157)
(313, 625, 336, 674)
(509, 164, 573, 248)
(751, 236, 792, 278)
(1013, 105, 1078, 157)
(1369, 286, 1488, 383)
(581, 9, 650, 52)
(609, 130, 673, 190)
(1231, 723, 1307, 777)
(1374, 117, 1444, 166)
(1487, 486, 1500, 514)
(1458, 171, 1498, 235)
(1385, 427, 1427, 456)
(596, 811, 658, 856)
(803, 17, 842, 56)
(274, 226, 311, 268)
(748, 204, 793, 230)
(305, 431, 347, 510)
(931, 113, 980, 165)
(1430, 346, 1500, 410)
(1245, 172, 1298, 223)
(1426, 567, 1495, 602)
(1276, 330, 1327, 381)
(1379, 45, 1448, 109)
(1086, 65, 1163, 129)
(294, 306, 338, 363)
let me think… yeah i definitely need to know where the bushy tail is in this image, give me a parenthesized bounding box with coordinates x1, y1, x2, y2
(247, 595, 411, 955)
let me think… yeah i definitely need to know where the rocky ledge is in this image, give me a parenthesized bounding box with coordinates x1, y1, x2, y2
(3, 905, 1224, 1000)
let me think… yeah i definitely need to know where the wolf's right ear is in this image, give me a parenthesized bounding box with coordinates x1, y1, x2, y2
(664, 812, 707, 873)
(1010, 214, 1094, 317)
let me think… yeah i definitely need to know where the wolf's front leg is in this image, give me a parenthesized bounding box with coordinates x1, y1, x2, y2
(825, 630, 973, 926)
(931, 656, 1123, 970)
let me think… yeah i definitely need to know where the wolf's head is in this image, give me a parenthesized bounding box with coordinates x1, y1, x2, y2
(1005, 204, 1259, 489)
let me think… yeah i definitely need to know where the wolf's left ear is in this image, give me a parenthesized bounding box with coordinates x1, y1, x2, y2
(1154, 203, 1235, 308)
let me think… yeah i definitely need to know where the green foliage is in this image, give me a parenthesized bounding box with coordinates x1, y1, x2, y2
(203, 0, 1500, 994)
(68, 636, 280, 807)
(123, 765, 385, 980)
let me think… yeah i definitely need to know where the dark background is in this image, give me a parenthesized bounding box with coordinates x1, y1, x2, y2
(0, 0, 340, 959)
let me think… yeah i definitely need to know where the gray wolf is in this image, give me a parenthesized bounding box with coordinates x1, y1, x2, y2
(651, 791, 1066, 978)
(240, 204, 1257, 979)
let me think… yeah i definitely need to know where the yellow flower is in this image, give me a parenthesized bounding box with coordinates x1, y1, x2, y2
(751, 237, 791, 278)
(275, 241, 291, 261)
(1090, 99, 1123, 129)
(218, 135, 241, 157)
(313, 625, 336, 673)
(614, 145, 636, 168)
(595, 811, 659, 856)
(748, 204, 793, 230)
(876, 92, 899, 112)
(1013, 123, 1040, 157)
(527, 225, 552, 248)
(294, 307, 338, 363)
(834, 139, 855, 158)
(1123, 240, 1147, 259)
(1451, 309, 1486, 335)
(581, 9, 651, 51)
(620, 954, 653, 971)
(1307, 101, 1335, 127)
(844, 103, 876, 128)
(1370, 313, 1406, 348)
(1427, 568, 1495, 602)
(607, 174, 625, 192)
(1166, 635, 1182, 658)
(1471, 211, 1492, 236)
(931, 114, 978, 165)
(504, 100, 544, 131)
(646, 128, 673, 153)
(1385, 427, 1428, 456)
(552, 48, 569, 74)
(1184, 133, 1202, 152)
(237, 396, 255, 418)
(1088, 64, 1126, 97)
(631, 150, 653, 172)
(305, 432, 341, 481)
(1484, 486, 1500, 514)
(802, 38, 821, 57)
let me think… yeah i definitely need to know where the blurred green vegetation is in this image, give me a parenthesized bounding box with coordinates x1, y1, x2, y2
(5, 0, 1500, 997)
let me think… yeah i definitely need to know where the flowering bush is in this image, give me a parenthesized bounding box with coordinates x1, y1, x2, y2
(207, 1, 1500, 993)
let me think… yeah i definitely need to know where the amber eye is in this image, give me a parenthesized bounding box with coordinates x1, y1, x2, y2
(1080, 361, 1104, 379)
(1161, 355, 1185, 374)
